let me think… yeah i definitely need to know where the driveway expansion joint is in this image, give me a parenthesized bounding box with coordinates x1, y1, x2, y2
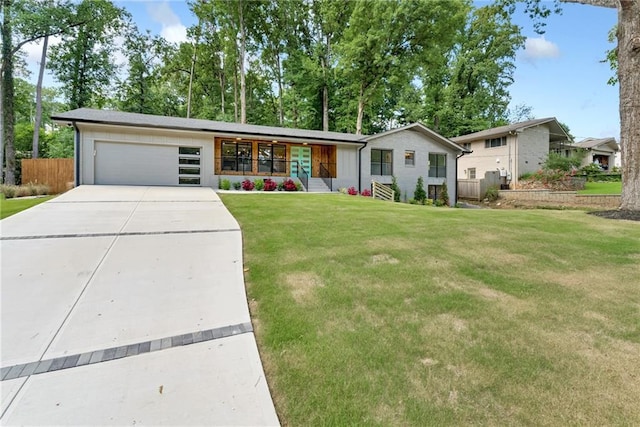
(0, 321, 253, 381)
(0, 228, 240, 241)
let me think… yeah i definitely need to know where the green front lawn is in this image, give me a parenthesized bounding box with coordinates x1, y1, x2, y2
(221, 193, 640, 426)
(578, 181, 622, 194)
(0, 195, 55, 219)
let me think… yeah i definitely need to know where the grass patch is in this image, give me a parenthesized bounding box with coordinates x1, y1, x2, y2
(0, 195, 55, 219)
(221, 194, 640, 425)
(578, 181, 622, 194)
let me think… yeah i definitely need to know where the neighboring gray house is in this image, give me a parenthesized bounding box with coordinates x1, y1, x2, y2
(451, 117, 571, 187)
(361, 123, 470, 203)
(573, 137, 619, 170)
(51, 109, 468, 205)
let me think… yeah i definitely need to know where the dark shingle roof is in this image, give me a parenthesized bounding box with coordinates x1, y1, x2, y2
(51, 108, 366, 144)
(365, 122, 469, 153)
(575, 137, 619, 150)
(450, 117, 569, 143)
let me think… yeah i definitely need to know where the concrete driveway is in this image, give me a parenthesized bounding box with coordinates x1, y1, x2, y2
(1, 185, 279, 426)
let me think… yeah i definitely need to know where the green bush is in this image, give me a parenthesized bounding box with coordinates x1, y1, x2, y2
(519, 172, 534, 180)
(1, 185, 17, 199)
(485, 185, 499, 202)
(579, 164, 621, 182)
(414, 176, 426, 204)
(36, 184, 50, 195)
(543, 150, 585, 172)
(439, 181, 450, 206)
(391, 176, 401, 202)
(254, 179, 264, 191)
(233, 181, 241, 190)
(220, 179, 231, 190)
(15, 185, 32, 197)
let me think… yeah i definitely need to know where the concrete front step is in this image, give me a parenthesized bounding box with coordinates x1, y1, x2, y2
(306, 178, 332, 192)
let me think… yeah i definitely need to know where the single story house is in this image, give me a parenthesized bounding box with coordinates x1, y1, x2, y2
(573, 137, 619, 170)
(451, 117, 571, 187)
(51, 109, 469, 205)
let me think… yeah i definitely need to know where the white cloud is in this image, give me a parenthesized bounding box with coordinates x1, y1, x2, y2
(146, 1, 187, 44)
(523, 36, 560, 61)
(22, 36, 62, 66)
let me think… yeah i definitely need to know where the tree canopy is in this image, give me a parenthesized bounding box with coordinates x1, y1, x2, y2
(2, 0, 638, 211)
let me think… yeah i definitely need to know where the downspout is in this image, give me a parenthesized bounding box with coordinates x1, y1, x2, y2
(357, 141, 368, 193)
(73, 122, 80, 187)
(455, 150, 470, 206)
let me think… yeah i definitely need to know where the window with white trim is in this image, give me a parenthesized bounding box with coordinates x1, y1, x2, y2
(405, 150, 415, 166)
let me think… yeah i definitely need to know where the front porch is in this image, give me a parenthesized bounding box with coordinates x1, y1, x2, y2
(214, 137, 337, 191)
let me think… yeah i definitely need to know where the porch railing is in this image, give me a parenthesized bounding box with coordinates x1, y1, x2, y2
(319, 163, 334, 192)
(372, 180, 395, 202)
(297, 162, 309, 192)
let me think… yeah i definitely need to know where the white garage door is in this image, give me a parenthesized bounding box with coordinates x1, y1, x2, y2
(94, 142, 201, 186)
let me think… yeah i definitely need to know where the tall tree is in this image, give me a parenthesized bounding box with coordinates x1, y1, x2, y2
(117, 29, 169, 115)
(523, 0, 638, 211)
(1, 0, 78, 184)
(191, 0, 259, 124)
(32, 34, 47, 158)
(48, 0, 127, 110)
(338, 0, 468, 134)
(438, 3, 525, 136)
(254, 0, 304, 126)
(1, 0, 16, 184)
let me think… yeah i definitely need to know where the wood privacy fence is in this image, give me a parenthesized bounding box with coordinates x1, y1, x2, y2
(457, 171, 501, 200)
(21, 158, 74, 194)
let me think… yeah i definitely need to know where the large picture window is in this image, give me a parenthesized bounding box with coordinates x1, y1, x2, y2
(258, 143, 286, 173)
(222, 141, 252, 172)
(429, 153, 446, 178)
(371, 149, 393, 175)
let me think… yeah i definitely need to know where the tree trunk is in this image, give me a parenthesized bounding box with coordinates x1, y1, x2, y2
(322, 34, 330, 132)
(238, 0, 246, 124)
(277, 53, 284, 126)
(218, 52, 225, 116)
(2, 0, 16, 184)
(186, 41, 197, 119)
(356, 83, 365, 135)
(219, 70, 225, 116)
(561, 0, 638, 210)
(233, 63, 238, 123)
(33, 35, 49, 159)
(617, 0, 640, 210)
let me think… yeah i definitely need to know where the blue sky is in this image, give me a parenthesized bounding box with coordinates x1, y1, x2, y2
(24, 1, 619, 142)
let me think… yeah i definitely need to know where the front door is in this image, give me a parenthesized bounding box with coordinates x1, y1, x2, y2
(290, 146, 311, 177)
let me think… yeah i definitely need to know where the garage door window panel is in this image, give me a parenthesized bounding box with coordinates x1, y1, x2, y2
(179, 146, 201, 185)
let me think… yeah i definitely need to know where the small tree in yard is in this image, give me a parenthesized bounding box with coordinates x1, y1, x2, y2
(439, 181, 450, 206)
(391, 176, 401, 202)
(414, 176, 426, 204)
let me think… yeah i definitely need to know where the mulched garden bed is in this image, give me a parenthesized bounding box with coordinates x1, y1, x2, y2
(588, 210, 640, 222)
